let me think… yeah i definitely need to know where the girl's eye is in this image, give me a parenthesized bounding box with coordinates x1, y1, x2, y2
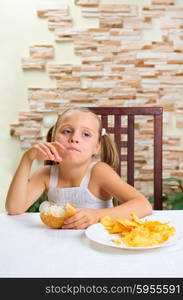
(83, 132, 91, 137)
(62, 129, 72, 134)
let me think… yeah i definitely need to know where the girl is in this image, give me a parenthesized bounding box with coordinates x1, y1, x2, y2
(5, 107, 152, 229)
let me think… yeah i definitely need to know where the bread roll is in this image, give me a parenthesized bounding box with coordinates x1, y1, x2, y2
(39, 201, 76, 229)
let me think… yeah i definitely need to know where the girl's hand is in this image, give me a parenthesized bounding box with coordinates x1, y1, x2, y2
(25, 142, 65, 162)
(62, 208, 100, 229)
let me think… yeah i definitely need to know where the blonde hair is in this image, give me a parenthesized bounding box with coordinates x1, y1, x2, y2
(46, 107, 119, 170)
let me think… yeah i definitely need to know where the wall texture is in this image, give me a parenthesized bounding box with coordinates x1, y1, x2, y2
(1, 0, 183, 210)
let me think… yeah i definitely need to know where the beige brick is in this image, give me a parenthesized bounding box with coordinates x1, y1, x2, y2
(18, 112, 43, 122)
(99, 4, 138, 17)
(152, 0, 175, 4)
(176, 116, 183, 128)
(56, 76, 81, 88)
(81, 6, 99, 17)
(171, 171, 183, 177)
(30, 45, 54, 59)
(100, 16, 123, 28)
(75, 0, 99, 6)
(55, 29, 87, 42)
(11, 128, 41, 137)
(48, 64, 72, 77)
(161, 18, 183, 30)
(163, 136, 180, 146)
(123, 17, 152, 29)
(22, 58, 46, 70)
(142, 7, 165, 18)
(48, 16, 72, 30)
(81, 52, 113, 64)
(37, 8, 68, 18)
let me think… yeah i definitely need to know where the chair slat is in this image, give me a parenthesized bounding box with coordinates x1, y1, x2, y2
(154, 114, 163, 210)
(101, 115, 108, 129)
(127, 115, 135, 186)
(114, 115, 121, 176)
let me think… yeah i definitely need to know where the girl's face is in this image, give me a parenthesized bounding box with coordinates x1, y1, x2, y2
(54, 111, 100, 164)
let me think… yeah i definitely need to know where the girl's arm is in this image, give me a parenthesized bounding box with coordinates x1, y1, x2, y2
(5, 141, 64, 215)
(5, 154, 48, 214)
(95, 162, 153, 219)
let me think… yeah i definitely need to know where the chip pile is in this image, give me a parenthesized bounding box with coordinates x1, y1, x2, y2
(100, 213, 176, 247)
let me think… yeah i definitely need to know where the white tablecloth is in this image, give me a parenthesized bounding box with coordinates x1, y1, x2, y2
(0, 210, 183, 278)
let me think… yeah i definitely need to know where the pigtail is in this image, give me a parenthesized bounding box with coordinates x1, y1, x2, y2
(100, 134, 120, 171)
(46, 126, 54, 142)
(44, 126, 56, 166)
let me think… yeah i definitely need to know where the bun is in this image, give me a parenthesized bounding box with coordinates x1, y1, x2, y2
(39, 202, 76, 229)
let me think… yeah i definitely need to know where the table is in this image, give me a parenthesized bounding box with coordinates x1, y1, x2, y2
(0, 210, 183, 278)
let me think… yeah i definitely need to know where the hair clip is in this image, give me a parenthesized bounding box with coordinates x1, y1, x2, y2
(101, 128, 107, 136)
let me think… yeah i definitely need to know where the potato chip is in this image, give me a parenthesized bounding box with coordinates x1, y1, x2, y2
(111, 239, 122, 245)
(100, 213, 176, 247)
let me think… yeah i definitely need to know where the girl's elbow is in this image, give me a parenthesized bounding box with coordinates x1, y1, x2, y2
(5, 204, 25, 215)
(7, 210, 25, 215)
(143, 197, 153, 215)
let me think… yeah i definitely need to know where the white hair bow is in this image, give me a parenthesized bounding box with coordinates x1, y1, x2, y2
(101, 128, 107, 136)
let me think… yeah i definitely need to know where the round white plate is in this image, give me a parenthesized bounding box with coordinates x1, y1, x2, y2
(85, 222, 177, 250)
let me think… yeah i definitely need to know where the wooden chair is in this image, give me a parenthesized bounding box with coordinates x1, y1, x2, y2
(88, 107, 163, 210)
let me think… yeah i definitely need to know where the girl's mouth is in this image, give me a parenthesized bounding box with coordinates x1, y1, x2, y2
(67, 147, 81, 152)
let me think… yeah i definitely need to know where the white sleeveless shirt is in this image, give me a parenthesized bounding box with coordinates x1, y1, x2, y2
(47, 161, 113, 209)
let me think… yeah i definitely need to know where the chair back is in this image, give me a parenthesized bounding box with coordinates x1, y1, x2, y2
(88, 107, 163, 210)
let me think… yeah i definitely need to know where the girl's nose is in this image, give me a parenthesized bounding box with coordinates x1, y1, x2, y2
(69, 133, 79, 143)
(70, 138, 79, 144)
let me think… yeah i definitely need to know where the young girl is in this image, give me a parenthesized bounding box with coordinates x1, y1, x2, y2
(5, 107, 152, 229)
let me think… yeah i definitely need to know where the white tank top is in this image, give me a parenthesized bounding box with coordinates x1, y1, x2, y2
(47, 161, 113, 209)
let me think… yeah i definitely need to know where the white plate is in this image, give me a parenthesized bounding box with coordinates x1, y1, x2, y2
(85, 222, 178, 250)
